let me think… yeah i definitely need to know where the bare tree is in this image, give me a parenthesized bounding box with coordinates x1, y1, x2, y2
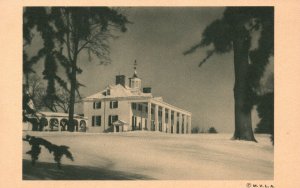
(53, 87, 82, 113)
(27, 74, 81, 113)
(26, 75, 46, 111)
(24, 7, 129, 131)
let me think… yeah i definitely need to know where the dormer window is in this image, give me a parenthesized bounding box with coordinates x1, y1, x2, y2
(102, 89, 110, 96)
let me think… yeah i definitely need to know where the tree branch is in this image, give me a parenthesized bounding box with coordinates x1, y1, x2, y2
(199, 50, 215, 67)
(183, 42, 203, 55)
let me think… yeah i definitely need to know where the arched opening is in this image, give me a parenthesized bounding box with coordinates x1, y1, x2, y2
(49, 118, 59, 131)
(73, 119, 79, 132)
(60, 119, 68, 131)
(79, 120, 87, 132)
(39, 117, 48, 131)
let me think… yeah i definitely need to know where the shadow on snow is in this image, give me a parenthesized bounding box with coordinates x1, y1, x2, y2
(23, 159, 153, 180)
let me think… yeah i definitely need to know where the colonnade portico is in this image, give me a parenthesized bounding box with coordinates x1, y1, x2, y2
(135, 99, 191, 134)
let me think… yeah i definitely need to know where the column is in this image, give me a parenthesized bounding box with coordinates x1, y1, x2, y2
(162, 107, 166, 133)
(154, 104, 159, 131)
(140, 103, 143, 130)
(166, 108, 170, 133)
(178, 113, 182, 134)
(45, 117, 51, 131)
(188, 115, 192, 134)
(183, 114, 187, 134)
(173, 111, 177, 134)
(57, 117, 62, 132)
(147, 102, 151, 131)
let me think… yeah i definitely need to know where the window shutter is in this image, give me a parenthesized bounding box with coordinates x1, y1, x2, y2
(92, 116, 95, 126)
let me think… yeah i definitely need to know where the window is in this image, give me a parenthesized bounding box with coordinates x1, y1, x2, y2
(132, 116, 138, 130)
(138, 104, 142, 111)
(159, 110, 162, 116)
(110, 101, 118, 109)
(102, 89, 110, 96)
(166, 112, 169, 122)
(132, 103, 136, 110)
(132, 116, 136, 129)
(108, 115, 118, 126)
(92, 116, 101, 126)
(132, 116, 135, 126)
(93, 101, 101, 109)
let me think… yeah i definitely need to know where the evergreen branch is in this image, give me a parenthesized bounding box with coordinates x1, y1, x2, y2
(183, 42, 204, 56)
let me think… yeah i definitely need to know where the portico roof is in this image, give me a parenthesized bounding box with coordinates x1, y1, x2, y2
(112, 120, 129, 126)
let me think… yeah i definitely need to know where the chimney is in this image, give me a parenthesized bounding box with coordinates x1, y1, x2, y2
(143, 87, 152, 93)
(116, 75, 126, 87)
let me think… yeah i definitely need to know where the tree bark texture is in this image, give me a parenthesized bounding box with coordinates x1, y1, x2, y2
(232, 30, 257, 142)
(67, 66, 76, 132)
(67, 46, 78, 132)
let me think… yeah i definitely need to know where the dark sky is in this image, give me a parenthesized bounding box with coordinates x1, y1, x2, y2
(28, 7, 273, 133)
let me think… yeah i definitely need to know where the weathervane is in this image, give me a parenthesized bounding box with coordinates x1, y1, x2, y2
(133, 60, 138, 77)
(134, 60, 137, 70)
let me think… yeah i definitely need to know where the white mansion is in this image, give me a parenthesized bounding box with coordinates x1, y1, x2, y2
(83, 67, 192, 134)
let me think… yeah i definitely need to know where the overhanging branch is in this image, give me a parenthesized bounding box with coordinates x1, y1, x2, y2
(199, 50, 215, 67)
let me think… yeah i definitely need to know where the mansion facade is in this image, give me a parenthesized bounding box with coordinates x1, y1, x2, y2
(83, 68, 192, 134)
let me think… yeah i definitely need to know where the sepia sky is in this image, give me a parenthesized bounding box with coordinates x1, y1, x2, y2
(28, 7, 273, 133)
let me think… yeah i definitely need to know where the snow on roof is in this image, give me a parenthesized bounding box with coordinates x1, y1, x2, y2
(84, 84, 152, 100)
(112, 120, 129, 126)
(38, 111, 87, 119)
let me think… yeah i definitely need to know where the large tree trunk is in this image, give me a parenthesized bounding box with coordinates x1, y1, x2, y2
(68, 66, 76, 132)
(68, 45, 78, 132)
(232, 31, 257, 142)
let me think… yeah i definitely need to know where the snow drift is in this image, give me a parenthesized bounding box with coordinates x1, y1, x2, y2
(22, 132, 273, 180)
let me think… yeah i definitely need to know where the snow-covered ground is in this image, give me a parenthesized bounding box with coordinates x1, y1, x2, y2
(22, 131, 273, 180)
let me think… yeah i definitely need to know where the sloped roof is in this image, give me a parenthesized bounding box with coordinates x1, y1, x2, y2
(84, 84, 152, 100)
(112, 120, 129, 126)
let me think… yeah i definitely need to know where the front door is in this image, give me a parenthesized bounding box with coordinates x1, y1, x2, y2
(116, 126, 119, 132)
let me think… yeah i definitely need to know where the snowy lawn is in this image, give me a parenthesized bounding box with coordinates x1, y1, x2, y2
(22, 131, 273, 180)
